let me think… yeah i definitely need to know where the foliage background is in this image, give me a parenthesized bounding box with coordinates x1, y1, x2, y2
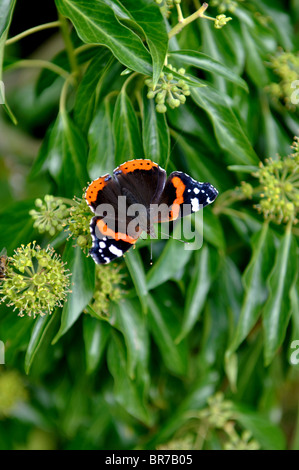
(0, 0, 298, 450)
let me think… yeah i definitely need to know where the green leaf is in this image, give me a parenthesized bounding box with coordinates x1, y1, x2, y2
(107, 331, 151, 425)
(263, 228, 298, 365)
(235, 405, 286, 450)
(111, 0, 168, 85)
(73, 49, 112, 133)
(52, 241, 95, 343)
(0, 0, 17, 123)
(146, 223, 193, 290)
(147, 295, 188, 376)
(142, 87, 170, 168)
(113, 90, 143, 165)
(125, 249, 148, 314)
(0, 200, 35, 254)
(87, 94, 115, 180)
(109, 299, 149, 380)
(0, 0, 16, 80)
(24, 312, 58, 374)
(177, 246, 218, 343)
(170, 50, 248, 91)
(32, 112, 89, 197)
(191, 87, 259, 165)
(55, 0, 152, 76)
(226, 222, 275, 357)
(83, 316, 110, 374)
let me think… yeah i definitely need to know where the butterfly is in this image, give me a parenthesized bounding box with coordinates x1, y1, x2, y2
(85, 159, 218, 264)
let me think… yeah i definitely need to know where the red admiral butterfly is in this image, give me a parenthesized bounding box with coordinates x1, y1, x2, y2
(85, 159, 218, 264)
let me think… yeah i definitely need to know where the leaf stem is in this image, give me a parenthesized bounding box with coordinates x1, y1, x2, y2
(4, 59, 70, 80)
(5, 21, 61, 46)
(58, 13, 79, 79)
(59, 73, 76, 116)
(168, 2, 209, 39)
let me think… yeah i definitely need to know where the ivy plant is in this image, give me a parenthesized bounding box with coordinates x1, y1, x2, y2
(0, 0, 298, 450)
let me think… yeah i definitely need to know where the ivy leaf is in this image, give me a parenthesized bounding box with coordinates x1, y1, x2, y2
(191, 86, 259, 165)
(31, 112, 89, 197)
(52, 241, 95, 343)
(142, 87, 170, 168)
(83, 316, 110, 374)
(263, 229, 298, 365)
(0, 0, 17, 123)
(55, 0, 152, 75)
(113, 90, 143, 165)
(170, 50, 248, 91)
(226, 222, 275, 358)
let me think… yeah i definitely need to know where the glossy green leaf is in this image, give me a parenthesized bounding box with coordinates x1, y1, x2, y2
(263, 229, 298, 365)
(55, 0, 152, 76)
(31, 112, 89, 197)
(83, 316, 110, 374)
(88, 94, 115, 180)
(235, 405, 286, 450)
(142, 87, 170, 168)
(226, 222, 275, 357)
(177, 246, 218, 342)
(73, 49, 112, 133)
(24, 311, 58, 374)
(113, 90, 143, 165)
(191, 87, 259, 165)
(146, 223, 193, 290)
(0, 0, 17, 123)
(52, 241, 95, 343)
(107, 331, 151, 425)
(147, 295, 188, 376)
(125, 249, 148, 314)
(0, 200, 35, 255)
(170, 50, 248, 91)
(0, 0, 16, 80)
(111, 0, 168, 85)
(109, 299, 149, 380)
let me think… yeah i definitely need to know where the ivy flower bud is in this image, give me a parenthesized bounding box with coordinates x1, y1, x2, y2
(214, 14, 232, 29)
(30, 195, 70, 236)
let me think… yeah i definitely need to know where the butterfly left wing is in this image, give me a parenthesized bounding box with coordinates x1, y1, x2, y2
(156, 171, 218, 222)
(89, 216, 138, 264)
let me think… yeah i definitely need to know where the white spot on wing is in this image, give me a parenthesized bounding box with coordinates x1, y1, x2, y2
(109, 245, 123, 257)
(191, 198, 200, 212)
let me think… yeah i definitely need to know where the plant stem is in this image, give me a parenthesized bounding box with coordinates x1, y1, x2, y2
(176, 2, 184, 23)
(59, 73, 76, 116)
(168, 2, 209, 39)
(5, 21, 61, 46)
(58, 13, 79, 78)
(4, 59, 70, 80)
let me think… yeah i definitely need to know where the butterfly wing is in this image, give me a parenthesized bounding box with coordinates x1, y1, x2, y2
(156, 171, 218, 221)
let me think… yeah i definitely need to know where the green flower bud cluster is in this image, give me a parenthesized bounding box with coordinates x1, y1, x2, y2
(210, 0, 241, 13)
(198, 392, 235, 428)
(223, 425, 260, 450)
(89, 264, 125, 319)
(214, 14, 232, 28)
(0, 369, 28, 418)
(0, 242, 71, 317)
(29, 195, 70, 236)
(145, 65, 190, 113)
(251, 144, 299, 224)
(267, 50, 299, 111)
(68, 195, 93, 251)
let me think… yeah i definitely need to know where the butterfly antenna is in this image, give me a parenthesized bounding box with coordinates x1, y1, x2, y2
(150, 240, 153, 265)
(159, 230, 189, 245)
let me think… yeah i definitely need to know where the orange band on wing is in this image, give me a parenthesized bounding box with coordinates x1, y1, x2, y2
(85, 175, 110, 204)
(114, 159, 158, 174)
(169, 176, 186, 220)
(96, 219, 137, 244)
